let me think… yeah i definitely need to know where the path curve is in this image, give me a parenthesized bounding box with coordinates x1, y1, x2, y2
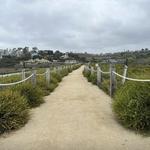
(0, 66, 150, 150)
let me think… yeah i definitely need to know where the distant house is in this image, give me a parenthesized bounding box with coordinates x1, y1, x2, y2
(16, 49, 23, 57)
(53, 60, 58, 62)
(61, 53, 69, 59)
(65, 59, 77, 64)
(109, 59, 125, 64)
(0, 49, 10, 58)
(31, 50, 38, 58)
(0, 52, 2, 59)
(60, 53, 77, 64)
(25, 58, 49, 64)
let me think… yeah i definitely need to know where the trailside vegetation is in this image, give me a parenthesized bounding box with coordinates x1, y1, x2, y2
(0, 64, 81, 134)
(83, 64, 150, 131)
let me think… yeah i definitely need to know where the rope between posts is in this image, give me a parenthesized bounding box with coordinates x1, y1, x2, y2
(99, 69, 110, 74)
(0, 74, 34, 86)
(36, 71, 48, 76)
(112, 71, 150, 82)
(0, 72, 21, 77)
(0, 71, 32, 78)
(85, 66, 110, 74)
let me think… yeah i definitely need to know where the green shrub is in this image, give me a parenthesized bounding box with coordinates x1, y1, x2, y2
(113, 82, 150, 131)
(0, 90, 29, 134)
(89, 73, 97, 85)
(50, 75, 59, 84)
(14, 83, 44, 108)
(36, 76, 51, 96)
(60, 69, 69, 77)
(51, 72, 62, 82)
(67, 67, 72, 73)
(100, 79, 110, 95)
(83, 70, 97, 85)
(49, 83, 58, 92)
(83, 70, 91, 78)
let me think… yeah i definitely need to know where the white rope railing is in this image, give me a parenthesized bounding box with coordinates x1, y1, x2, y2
(0, 64, 79, 87)
(84, 64, 150, 96)
(0, 71, 31, 78)
(0, 74, 34, 87)
(112, 71, 150, 82)
(0, 72, 21, 77)
(36, 71, 47, 76)
(85, 66, 110, 74)
(99, 69, 110, 74)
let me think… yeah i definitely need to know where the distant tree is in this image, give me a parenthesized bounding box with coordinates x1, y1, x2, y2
(32, 47, 38, 52)
(22, 47, 31, 60)
(54, 50, 63, 60)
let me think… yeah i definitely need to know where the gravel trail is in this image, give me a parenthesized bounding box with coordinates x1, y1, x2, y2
(0, 66, 150, 150)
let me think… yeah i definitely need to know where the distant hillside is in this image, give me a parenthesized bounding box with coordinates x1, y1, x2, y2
(73, 48, 150, 65)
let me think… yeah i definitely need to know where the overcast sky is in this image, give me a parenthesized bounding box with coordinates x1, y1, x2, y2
(0, 0, 150, 53)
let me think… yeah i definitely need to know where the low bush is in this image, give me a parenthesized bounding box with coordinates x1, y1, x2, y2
(89, 73, 97, 85)
(51, 72, 62, 82)
(49, 83, 58, 92)
(100, 79, 110, 95)
(14, 83, 44, 108)
(37, 78, 51, 96)
(60, 69, 69, 77)
(113, 82, 150, 131)
(67, 67, 72, 73)
(83, 70, 97, 85)
(0, 90, 29, 134)
(50, 75, 59, 84)
(83, 70, 91, 79)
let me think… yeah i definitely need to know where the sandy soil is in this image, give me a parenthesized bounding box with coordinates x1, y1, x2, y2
(0, 66, 150, 150)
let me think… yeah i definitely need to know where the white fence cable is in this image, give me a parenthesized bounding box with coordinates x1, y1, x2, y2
(36, 71, 47, 76)
(0, 72, 21, 78)
(0, 74, 34, 87)
(0, 71, 31, 78)
(0, 65, 79, 87)
(112, 71, 150, 82)
(99, 69, 110, 74)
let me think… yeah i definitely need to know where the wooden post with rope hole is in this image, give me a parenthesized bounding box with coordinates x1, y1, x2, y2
(46, 68, 50, 86)
(110, 64, 116, 97)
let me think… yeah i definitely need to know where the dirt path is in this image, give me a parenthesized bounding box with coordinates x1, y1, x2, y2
(0, 66, 150, 150)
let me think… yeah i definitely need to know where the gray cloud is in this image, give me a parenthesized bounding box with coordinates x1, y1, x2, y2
(0, 0, 150, 53)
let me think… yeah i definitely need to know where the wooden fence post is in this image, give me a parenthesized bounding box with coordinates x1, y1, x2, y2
(46, 68, 50, 86)
(57, 66, 61, 74)
(97, 66, 102, 86)
(122, 65, 128, 84)
(32, 70, 36, 86)
(84, 65, 88, 72)
(22, 69, 25, 80)
(110, 64, 116, 97)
